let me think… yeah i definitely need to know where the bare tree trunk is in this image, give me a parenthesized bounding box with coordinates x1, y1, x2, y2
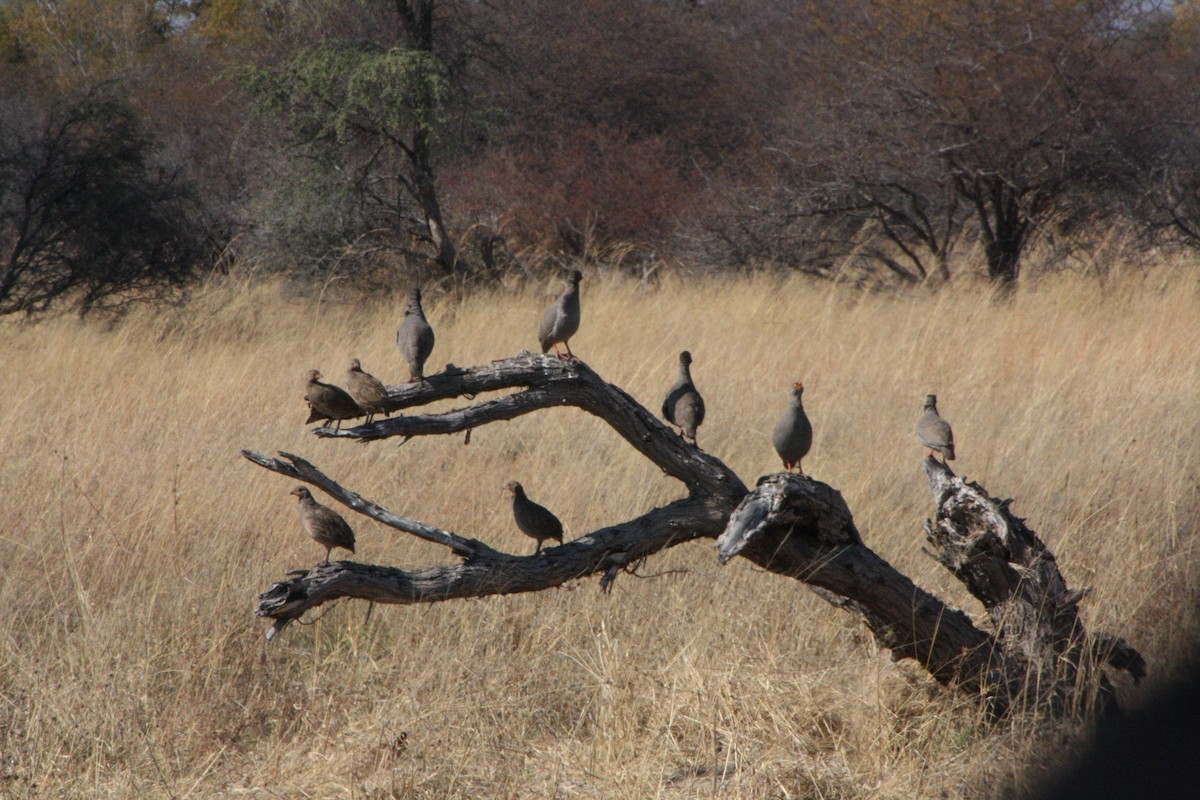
(247, 353, 1143, 718)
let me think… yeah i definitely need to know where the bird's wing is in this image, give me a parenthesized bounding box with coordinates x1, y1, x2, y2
(537, 303, 561, 348)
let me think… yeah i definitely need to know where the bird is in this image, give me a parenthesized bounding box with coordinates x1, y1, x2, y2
(661, 350, 706, 445)
(290, 486, 356, 565)
(396, 287, 435, 382)
(504, 481, 564, 555)
(538, 269, 582, 359)
(345, 358, 389, 424)
(772, 380, 813, 476)
(303, 369, 363, 430)
(916, 394, 956, 464)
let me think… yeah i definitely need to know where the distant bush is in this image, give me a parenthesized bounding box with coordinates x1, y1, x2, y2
(0, 82, 204, 316)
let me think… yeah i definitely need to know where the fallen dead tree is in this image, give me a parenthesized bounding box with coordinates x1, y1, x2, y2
(245, 353, 1143, 718)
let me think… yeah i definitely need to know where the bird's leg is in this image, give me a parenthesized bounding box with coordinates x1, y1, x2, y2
(564, 340, 575, 359)
(535, 541, 543, 555)
(322, 547, 331, 566)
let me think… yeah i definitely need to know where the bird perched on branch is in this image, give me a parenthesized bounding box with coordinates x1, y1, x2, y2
(396, 287, 435, 382)
(290, 486, 356, 565)
(345, 358, 389, 424)
(772, 380, 813, 476)
(538, 269, 582, 359)
(304, 369, 363, 430)
(916, 394, 955, 464)
(661, 350, 705, 445)
(504, 481, 564, 555)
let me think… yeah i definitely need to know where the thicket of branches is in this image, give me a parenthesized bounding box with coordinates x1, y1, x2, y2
(1, 0, 1198, 312)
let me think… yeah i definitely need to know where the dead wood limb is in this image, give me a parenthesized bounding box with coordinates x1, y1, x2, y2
(313, 353, 746, 500)
(251, 478, 722, 639)
(717, 473, 1016, 714)
(921, 458, 1144, 715)
(249, 354, 1142, 718)
(241, 450, 488, 558)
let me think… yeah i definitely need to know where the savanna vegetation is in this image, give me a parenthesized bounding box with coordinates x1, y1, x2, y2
(2, 262, 1199, 798)
(2, 0, 1199, 797)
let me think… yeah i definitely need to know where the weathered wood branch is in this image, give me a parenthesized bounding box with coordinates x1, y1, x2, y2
(246, 449, 723, 639)
(315, 353, 747, 500)
(717, 473, 1018, 714)
(250, 354, 1143, 718)
(241, 450, 488, 557)
(921, 458, 1145, 714)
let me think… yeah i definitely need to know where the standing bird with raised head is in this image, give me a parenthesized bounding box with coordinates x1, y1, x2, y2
(396, 287, 435, 382)
(345, 358, 389, 424)
(304, 369, 363, 430)
(290, 486, 356, 565)
(538, 269, 582, 359)
(661, 350, 706, 445)
(504, 481, 564, 555)
(916, 394, 955, 464)
(772, 381, 813, 476)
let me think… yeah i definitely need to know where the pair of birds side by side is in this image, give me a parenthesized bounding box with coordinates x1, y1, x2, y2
(768, 384, 956, 477)
(303, 359, 391, 430)
(400, 272, 581, 371)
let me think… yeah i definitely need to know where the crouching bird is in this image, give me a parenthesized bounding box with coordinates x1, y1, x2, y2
(303, 369, 362, 430)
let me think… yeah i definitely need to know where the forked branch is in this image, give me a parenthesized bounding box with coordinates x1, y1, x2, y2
(247, 353, 744, 638)
(248, 354, 1143, 717)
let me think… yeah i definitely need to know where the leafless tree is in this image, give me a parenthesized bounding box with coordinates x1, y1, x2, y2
(246, 353, 1143, 719)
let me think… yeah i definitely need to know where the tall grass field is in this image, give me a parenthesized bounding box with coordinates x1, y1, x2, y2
(1, 262, 1198, 798)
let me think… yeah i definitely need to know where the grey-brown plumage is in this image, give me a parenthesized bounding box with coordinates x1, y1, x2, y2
(916, 394, 955, 463)
(772, 381, 813, 476)
(304, 369, 363, 430)
(290, 486, 356, 565)
(396, 288, 435, 382)
(345, 358, 389, 423)
(504, 481, 564, 555)
(538, 270, 582, 359)
(661, 350, 705, 445)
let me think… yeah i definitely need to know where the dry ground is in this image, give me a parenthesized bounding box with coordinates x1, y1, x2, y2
(1, 261, 1198, 799)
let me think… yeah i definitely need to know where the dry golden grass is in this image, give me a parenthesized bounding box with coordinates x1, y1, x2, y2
(1, 261, 1198, 799)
